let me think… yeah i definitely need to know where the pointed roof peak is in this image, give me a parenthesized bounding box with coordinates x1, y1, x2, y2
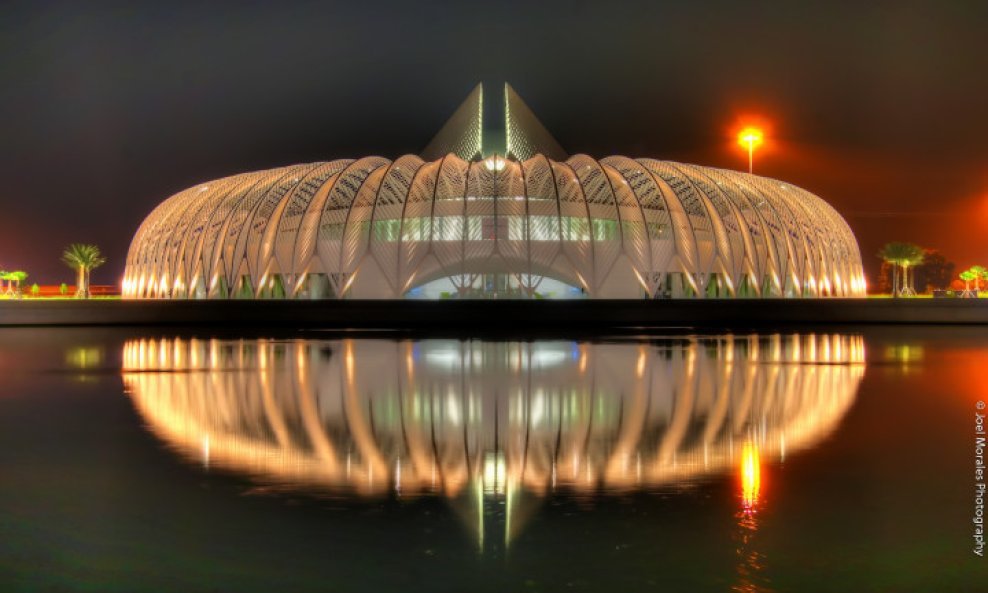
(503, 83, 567, 161)
(420, 83, 483, 162)
(420, 83, 567, 162)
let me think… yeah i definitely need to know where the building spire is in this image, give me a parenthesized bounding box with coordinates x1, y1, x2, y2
(420, 83, 483, 161)
(504, 83, 567, 161)
(420, 83, 567, 162)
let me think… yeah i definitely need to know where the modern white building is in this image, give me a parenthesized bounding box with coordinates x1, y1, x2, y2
(123, 84, 865, 299)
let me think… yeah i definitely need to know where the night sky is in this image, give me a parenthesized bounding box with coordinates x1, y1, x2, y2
(3, 0, 988, 285)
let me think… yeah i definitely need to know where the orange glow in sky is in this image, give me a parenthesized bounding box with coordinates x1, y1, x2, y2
(731, 117, 772, 173)
(737, 126, 765, 150)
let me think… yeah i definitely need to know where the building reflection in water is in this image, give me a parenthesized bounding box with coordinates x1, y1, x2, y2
(122, 334, 864, 550)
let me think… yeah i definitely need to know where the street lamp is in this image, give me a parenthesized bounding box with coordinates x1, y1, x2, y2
(737, 127, 764, 174)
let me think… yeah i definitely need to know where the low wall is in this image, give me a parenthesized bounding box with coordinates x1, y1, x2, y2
(1, 298, 987, 329)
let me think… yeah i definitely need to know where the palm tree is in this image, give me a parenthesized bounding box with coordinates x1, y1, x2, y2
(61, 244, 107, 299)
(878, 243, 905, 295)
(973, 265, 988, 293)
(8, 271, 27, 297)
(960, 269, 977, 297)
(899, 246, 925, 296)
(878, 242, 925, 296)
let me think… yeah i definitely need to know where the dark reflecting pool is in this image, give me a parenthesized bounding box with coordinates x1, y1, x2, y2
(0, 328, 984, 591)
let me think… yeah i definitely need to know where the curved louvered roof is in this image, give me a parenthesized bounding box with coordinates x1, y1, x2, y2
(123, 153, 864, 299)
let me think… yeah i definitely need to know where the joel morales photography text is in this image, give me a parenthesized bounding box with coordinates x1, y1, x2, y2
(976, 400, 986, 557)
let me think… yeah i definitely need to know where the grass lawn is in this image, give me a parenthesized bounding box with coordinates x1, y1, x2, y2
(0, 295, 121, 301)
(867, 293, 986, 299)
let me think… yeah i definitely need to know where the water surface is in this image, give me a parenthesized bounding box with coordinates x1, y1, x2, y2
(0, 328, 983, 592)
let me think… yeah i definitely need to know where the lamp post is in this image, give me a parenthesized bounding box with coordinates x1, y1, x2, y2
(737, 127, 764, 174)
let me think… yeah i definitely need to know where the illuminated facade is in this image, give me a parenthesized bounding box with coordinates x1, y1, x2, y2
(123, 84, 865, 299)
(122, 334, 865, 544)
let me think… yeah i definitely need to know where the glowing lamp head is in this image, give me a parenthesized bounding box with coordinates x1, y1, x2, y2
(737, 127, 764, 149)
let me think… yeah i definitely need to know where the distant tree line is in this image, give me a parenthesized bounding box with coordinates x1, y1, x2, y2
(877, 242, 985, 297)
(1, 244, 106, 299)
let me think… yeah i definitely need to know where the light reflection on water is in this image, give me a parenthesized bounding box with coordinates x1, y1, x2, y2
(122, 334, 863, 559)
(735, 439, 766, 593)
(9, 326, 987, 591)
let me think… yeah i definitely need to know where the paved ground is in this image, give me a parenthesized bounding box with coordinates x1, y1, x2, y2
(2, 298, 987, 329)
